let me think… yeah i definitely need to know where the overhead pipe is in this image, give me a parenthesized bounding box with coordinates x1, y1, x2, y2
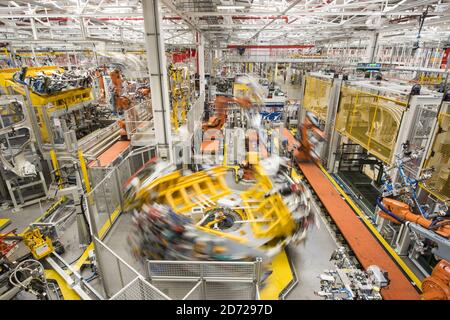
(231, 16, 289, 23)
(227, 44, 314, 49)
(45, 16, 289, 22)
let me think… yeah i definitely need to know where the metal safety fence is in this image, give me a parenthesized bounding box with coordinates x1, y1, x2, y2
(303, 75, 332, 121)
(187, 93, 205, 133)
(110, 277, 170, 300)
(147, 259, 262, 300)
(93, 236, 170, 300)
(85, 146, 156, 239)
(124, 99, 154, 146)
(124, 99, 152, 136)
(335, 85, 407, 163)
(88, 166, 113, 189)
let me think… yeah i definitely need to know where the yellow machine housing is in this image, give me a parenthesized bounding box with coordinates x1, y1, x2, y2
(23, 228, 54, 259)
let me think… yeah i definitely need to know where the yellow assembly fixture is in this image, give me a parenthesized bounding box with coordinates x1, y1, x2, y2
(23, 228, 54, 260)
(168, 64, 191, 131)
(126, 165, 297, 244)
(0, 66, 93, 144)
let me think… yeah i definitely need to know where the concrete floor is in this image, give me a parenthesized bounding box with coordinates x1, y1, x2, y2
(287, 210, 338, 299)
(1, 200, 52, 233)
(103, 212, 146, 276)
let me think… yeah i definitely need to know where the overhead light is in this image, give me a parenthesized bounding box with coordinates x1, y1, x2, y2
(217, 5, 245, 10)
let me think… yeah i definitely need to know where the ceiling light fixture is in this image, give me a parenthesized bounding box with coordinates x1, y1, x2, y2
(216, 5, 246, 10)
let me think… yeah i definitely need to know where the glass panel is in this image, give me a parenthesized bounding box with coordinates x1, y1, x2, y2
(303, 75, 332, 121)
(336, 85, 406, 163)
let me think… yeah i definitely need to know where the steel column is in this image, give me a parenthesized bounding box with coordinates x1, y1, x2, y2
(142, 0, 173, 161)
(366, 32, 379, 63)
(324, 77, 342, 171)
(197, 32, 206, 97)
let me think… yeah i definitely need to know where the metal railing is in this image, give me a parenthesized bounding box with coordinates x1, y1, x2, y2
(93, 236, 169, 299)
(83, 147, 156, 298)
(187, 93, 205, 133)
(147, 259, 262, 300)
(124, 100, 154, 146)
(110, 276, 170, 300)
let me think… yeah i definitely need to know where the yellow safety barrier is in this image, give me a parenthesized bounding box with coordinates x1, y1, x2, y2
(420, 112, 450, 202)
(303, 75, 332, 121)
(335, 85, 407, 163)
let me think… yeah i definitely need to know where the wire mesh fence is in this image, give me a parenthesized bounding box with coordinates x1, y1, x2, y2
(110, 277, 170, 300)
(94, 236, 142, 298)
(147, 259, 262, 300)
(85, 146, 156, 238)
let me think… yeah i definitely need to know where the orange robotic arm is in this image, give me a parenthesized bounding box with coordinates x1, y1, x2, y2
(109, 69, 132, 112)
(109, 69, 123, 96)
(379, 198, 450, 238)
(421, 260, 450, 300)
(292, 115, 325, 163)
(203, 96, 252, 130)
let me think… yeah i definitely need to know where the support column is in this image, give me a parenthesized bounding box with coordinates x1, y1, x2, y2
(366, 32, 379, 63)
(142, 0, 173, 161)
(208, 48, 214, 76)
(274, 63, 278, 82)
(208, 48, 214, 98)
(197, 32, 206, 97)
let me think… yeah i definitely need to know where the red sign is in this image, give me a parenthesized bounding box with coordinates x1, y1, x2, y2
(171, 49, 197, 63)
(441, 47, 450, 69)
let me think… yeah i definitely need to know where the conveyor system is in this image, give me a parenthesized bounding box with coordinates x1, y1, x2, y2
(282, 128, 421, 300)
